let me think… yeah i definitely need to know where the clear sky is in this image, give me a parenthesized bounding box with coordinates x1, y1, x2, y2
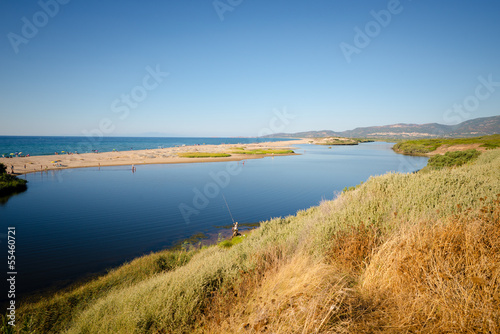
(0, 0, 499, 137)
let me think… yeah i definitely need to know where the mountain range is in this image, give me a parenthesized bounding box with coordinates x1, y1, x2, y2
(263, 115, 500, 139)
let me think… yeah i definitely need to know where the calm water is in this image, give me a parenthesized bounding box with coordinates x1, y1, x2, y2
(0, 142, 427, 302)
(0, 136, 292, 156)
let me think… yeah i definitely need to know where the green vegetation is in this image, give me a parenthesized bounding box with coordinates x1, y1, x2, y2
(0, 163, 27, 197)
(217, 235, 246, 249)
(170, 232, 208, 251)
(427, 149, 481, 169)
(9, 150, 500, 333)
(232, 149, 294, 155)
(342, 180, 363, 193)
(214, 222, 260, 229)
(314, 137, 375, 146)
(4, 248, 197, 334)
(319, 138, 359, 145)
(393, 134, 500, 155)
(177, 153, 231, 158)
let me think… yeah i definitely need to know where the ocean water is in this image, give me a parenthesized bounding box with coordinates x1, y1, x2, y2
(0, 136, 293, 157)
(0, 142, 428, 302)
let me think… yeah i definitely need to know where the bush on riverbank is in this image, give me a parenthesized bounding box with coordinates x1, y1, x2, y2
(393, 134, 500, 155)
(0, 163, 27, 196)
(427, 149, 481, 169)
(10, 150, 500, 333)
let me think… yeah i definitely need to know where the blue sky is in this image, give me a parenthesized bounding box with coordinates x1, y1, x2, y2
(0, 0, 499, 137)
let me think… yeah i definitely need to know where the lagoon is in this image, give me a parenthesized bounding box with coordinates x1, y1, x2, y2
(0, 142, 427, 301)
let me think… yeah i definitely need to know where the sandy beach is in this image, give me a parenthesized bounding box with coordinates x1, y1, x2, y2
(0, 139, 307, 175)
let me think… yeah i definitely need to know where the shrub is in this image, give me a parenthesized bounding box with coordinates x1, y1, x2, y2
(0, 173, 28, 196)
(427, 149, 480, 169)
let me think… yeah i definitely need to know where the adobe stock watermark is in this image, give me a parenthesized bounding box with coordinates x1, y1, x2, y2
(178, 107, 295, 224)
(7, 0, 70, 54)
(443, 74, 499, 125)
(179, 162, 243, 224)
(258, 107, 297, 137)
(79, 64, 169, 153)
(213, 0, 243, 21)
(397, 154, 427, 174)
(340, 0, 404, 64)
(52, 64, 168, 183)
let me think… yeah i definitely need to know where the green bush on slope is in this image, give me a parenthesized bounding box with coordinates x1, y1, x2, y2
(427, 149, 480, 169)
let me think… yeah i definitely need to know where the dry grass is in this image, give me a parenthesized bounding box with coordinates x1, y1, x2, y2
(358, 199, 500, 333)
(198, 254, 354, 334)
(327, 221, 384, 274)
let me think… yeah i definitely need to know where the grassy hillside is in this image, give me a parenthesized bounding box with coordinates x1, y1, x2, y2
(393, 134, 500, 155)
(7, 150, 500, 333)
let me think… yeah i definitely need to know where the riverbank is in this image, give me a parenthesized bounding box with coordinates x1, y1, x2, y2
(10, 147, 500, 333)
(0, 139, 307, 175)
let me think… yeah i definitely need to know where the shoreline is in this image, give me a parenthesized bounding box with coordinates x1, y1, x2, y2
(0, 139, 308, 175)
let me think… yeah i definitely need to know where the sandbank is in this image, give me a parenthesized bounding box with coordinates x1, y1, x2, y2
(0, 139, 308, 175)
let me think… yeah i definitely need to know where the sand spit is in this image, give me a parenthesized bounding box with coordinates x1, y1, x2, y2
(0, 139, 308, 175)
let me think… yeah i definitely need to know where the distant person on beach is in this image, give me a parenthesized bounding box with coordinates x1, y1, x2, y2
(10, 165, 14, 174)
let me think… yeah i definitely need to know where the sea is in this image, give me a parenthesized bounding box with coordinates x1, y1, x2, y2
(0, 136, 293, 157)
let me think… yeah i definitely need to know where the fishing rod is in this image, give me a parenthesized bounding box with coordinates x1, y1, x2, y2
(221, 192, 235, 224)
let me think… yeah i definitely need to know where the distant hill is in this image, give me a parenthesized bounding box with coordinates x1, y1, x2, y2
(265, 115, 500, 139)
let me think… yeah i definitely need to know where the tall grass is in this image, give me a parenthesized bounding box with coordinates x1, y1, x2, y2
(10, 149, 500, 333)
(10, 249, 195, 333)
(360, 200, 500, 332)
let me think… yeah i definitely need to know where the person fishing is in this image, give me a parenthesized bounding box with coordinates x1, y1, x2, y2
(222, 192, 240, 238)
(232, 222, 240, 238)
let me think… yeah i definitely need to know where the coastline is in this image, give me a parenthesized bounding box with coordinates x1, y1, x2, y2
(0, 139, 307, 175)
